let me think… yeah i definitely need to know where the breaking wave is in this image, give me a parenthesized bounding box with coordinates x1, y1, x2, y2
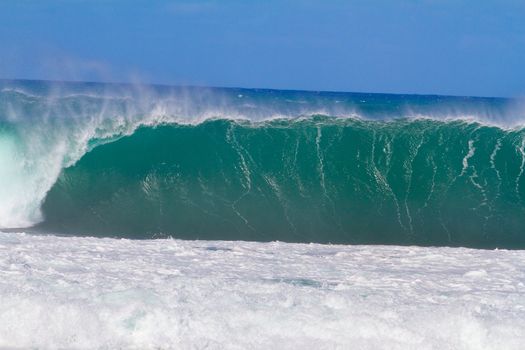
(1, 80, 524, 248)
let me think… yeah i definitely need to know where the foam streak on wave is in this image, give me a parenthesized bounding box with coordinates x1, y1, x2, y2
(516, 138, 525, 202)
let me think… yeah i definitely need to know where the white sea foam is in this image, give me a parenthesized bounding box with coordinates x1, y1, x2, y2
(0, 232, 524, 349)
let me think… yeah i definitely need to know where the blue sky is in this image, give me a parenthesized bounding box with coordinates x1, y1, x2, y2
(0, 0, 524, 97)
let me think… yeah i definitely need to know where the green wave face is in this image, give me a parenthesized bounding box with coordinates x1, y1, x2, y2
(39, 118, 525, 248)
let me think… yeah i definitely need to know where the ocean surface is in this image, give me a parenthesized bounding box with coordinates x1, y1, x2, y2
(1, 79, 525, 348)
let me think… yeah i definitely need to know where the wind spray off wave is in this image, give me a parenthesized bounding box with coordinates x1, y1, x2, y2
(0, 80, 524, 248)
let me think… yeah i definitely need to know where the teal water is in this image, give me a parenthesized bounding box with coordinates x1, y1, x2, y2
(1, 80, 524, 248)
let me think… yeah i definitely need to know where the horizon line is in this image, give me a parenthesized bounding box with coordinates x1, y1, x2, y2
(0, 77, 513, 100)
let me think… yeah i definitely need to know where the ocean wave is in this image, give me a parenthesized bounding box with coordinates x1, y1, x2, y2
(1, 80, 524, 248)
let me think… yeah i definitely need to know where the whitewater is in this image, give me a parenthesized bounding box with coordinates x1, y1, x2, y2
(1, 232, 524, 349)
(1, 80, 525, 348)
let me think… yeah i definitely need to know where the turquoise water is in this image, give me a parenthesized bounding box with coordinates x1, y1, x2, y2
(1, 80, 524, 248)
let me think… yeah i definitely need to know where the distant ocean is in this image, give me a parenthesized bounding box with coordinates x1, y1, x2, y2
(1, 80, 524, 349)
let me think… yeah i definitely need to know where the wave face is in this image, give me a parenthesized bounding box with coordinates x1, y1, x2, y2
(35, 118, 525, 248)
(1, 80, 525, 248)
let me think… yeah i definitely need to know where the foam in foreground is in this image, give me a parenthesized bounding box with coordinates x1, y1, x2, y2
(0, 231, 524, 349)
